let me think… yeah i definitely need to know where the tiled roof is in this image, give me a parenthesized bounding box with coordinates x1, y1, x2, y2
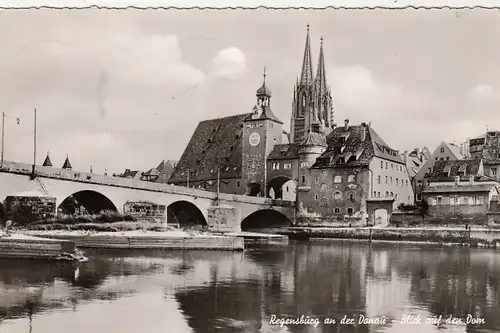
(427, 159, 481, 181)
(445, 142, 464, 159)
(312, 123, 404, 169)
(119, 169, 141, 179)
(244, 105, 283, 124)
(267, 143, 300, 160)
(169, 113, 250, 183)
(143, 168, 160, 176)
(481, 131, 500, 165)
(423, 183, 497, 194)
(300, 131, 327, 147)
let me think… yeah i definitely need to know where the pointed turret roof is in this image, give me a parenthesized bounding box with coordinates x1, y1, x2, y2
(42, 152, 53, 167)
(315, 36, 328, 94)
(299, 24, 314, 86)
(62, 155, 72, 169)
(300, 130, 327, 147)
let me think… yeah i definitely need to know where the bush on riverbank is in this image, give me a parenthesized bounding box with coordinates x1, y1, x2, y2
(24, 220, 169, 232)
(30, 211, 137, 226)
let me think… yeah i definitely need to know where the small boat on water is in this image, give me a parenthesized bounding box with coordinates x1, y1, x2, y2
(0, 231, 88, 262)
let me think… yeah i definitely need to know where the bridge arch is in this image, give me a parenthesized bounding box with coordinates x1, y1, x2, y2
(267, 176, 296, 200)
(241, 209, 293, 231)
(167, 200, 207, 227)
(58, 190, 118, 215)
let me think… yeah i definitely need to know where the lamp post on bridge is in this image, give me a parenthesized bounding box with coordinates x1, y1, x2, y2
(1, 112, 21, 168)
(31, 108, 37, 180)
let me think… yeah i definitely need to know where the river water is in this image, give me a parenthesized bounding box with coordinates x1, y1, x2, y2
(0, 240, 500, 333)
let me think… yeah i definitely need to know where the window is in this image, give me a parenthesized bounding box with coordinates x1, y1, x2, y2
(286, 186, 289, 192)
(385, 176, 388, 184)
(348, 192, 355, 201)
(437, 196, 443, 205)
(417, 194, 422, 200)
(492, 168, 497, 176)
(396, 178, 398, 186)
(320, 183, 327, 190)
(381, 161, 384, 168)
(315, 177, 319, 184)
(315, 194, 319, 200)
(236, 180, 240, 187)
(446, 157, 450, 160)
(334, 176, 342, 183)
(435, 157, 438, 161)
(272, 162, 280, 170)
(283, 162, 292, 170)
(333, 191, 342, 200)
(319, 197, 329, 207)
(391, 163, 394, 169)
(462, 197, 469, 205)
(406, 180, 409, 187)
(377, 175, 381, 184)
(390, 177, 393, 184)
(373, 191, 376, 197)
(334, 208, 341, 213)
(301, 175, 306, 183)
(300, 161, 308, 168)
(440, 147, 445, 153)
(390, 192, 394, 196)
(377, 192, 381, 197)
(347, 175, 355, 183)
(417, 180, 422, 186)
(385, 191, 389, 197)
(347, 208, 354, 215)
(385, 162, 388, 169)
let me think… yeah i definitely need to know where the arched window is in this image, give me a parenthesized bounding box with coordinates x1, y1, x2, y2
(314, 194, 319, 200)
(377, 192, 381, 197)
(347, 192, 355, 201)
(319, 197, 328, 207)
(301, 175, 306, 183)
(377, 175, 381, 184)
(385, 191, 389, 197)
(390, 192, 394, 196)
(373, 191, 376, 197)
(333, 191, 342, 200)
(320, 183, 327, 190)
(347, 208, 354, 215)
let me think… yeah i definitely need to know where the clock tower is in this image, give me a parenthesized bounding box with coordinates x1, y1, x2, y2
(242, 68, 284, 196)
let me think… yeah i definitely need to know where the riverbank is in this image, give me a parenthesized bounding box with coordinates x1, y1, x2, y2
(23, 229, 245, 251)
(282, 226, 500, 248)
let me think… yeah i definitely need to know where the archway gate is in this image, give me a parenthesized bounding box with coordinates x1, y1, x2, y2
(366, 197, 395, 227)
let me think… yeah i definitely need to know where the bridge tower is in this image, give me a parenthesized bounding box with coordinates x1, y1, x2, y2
(241, 67, 284, 197)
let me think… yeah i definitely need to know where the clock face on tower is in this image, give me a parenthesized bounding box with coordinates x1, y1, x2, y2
(249, 132, 261, 146)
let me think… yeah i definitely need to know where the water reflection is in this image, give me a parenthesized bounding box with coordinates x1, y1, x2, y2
(0, 243, 500, 332)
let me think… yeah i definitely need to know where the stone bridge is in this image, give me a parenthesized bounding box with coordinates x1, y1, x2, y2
(0, 161, 295, 228)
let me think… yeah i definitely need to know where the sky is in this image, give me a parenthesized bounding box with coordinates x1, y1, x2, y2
(1, 8, 500, 174)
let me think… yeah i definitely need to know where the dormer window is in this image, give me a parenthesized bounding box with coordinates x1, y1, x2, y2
(236, 135, 240, 139)
(207, 139, 212, 144)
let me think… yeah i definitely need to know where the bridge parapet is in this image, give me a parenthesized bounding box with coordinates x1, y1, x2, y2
(0, 161, 295, 208)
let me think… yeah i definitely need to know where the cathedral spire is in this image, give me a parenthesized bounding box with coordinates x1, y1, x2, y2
(299, 24, 314, 86)
(315, 36, 327, 94)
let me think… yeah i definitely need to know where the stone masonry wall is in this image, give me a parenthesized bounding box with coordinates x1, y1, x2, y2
(123, 201, 166, 223)
(426, 204, 488, 224)
(4, 195, 57, 225)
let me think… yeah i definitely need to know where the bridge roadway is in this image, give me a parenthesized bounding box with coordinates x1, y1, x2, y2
(0, 161, 295, 224)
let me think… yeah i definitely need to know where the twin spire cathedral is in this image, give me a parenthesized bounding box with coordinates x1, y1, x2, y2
(290, 25, 334, 143)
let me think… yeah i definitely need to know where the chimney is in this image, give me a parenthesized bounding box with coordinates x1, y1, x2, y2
(344, 119, 349, 130)
(469, 175, 474, 185)
(454, 176, 460, 185)
(360, 126, 367, 142)
(403, 150, 409, 163)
